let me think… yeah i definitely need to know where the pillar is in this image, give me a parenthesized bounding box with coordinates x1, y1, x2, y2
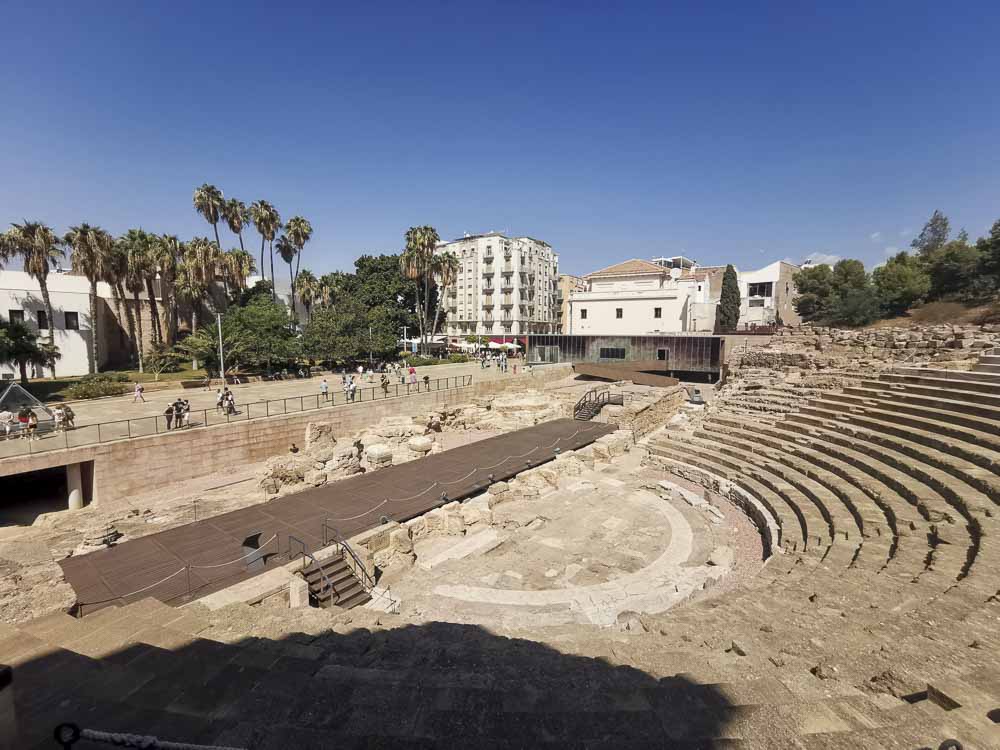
(66, 463, 84, 511)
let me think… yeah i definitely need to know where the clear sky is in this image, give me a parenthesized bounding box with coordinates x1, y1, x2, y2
(1, 1, 998, 276)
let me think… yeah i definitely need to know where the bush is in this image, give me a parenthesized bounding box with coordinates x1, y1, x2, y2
(83, 372, 130, 383)
(447, 354, 470, 363)
(826, 288, 881, 327)
(64, 379, 130, 400)
(403, 355, 447, 367)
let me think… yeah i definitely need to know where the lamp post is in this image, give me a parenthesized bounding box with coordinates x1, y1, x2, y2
(216, 313, 225, 384)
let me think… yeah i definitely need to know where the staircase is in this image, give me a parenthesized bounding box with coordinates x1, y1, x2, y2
(301, 553, 370, 609)
(573, 388, 624, 420)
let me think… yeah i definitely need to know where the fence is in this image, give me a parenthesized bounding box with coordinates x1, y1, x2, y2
(0, 374, 473, 459)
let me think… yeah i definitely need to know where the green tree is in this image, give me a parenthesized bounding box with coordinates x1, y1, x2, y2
(872, 251, 930, 315)
(193, 184, 225, 252)
(911, 209, 950, 256)
(143, 342, 184, 380)
(65, 223, 106, 374)
(827, 287, 880, 327)
(430, 251, 460, 342)
(977, 219, 1000, 282)
(0, 317, 61, 386)
(275, 234, 298, 312)
(715, 264, 740, 330)
(792, 263, 836, 321)
(302, 298, 399, 364)
(296, 269, 319, 322)
(250, 200, 281, 298)
(924, 238, 982, 300)
(284, 216, 313, 302)
(399, 226, 441, 351)
(3, 221, 64, 375)
(180, 296, 296, 374)
(831, 259, 868, 296)
(221, 198, 249, 252)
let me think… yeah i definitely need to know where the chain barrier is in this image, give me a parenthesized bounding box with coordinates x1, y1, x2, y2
(55, 723, 246, 750)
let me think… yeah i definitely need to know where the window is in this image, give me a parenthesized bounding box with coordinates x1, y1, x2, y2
(8, 310, 24, 323)
(654, 307, 662, 319)
(615, 308, 623, 319)
(64, 311, 80, 330)
(657, 349, 669, 361)
(580, 309, 587, 319)
(749, 298, 765, 307)
(748, 282, 773, 297)
(599, 347, 626, 359)
(37, 310, 48, 329)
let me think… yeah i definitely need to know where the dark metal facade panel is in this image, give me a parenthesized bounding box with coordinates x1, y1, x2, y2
(527, 335, 724, 373)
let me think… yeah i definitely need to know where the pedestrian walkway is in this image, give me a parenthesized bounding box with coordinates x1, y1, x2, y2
(59, 418, 614, 615)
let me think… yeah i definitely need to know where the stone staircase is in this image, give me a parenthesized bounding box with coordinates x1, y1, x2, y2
(974, 350, 1000, 374)
(4, 595, 998, 748)
(5, 365, 1000, 747)
(301, 554, 370, 609)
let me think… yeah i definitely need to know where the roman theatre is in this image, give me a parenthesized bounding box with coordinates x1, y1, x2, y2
(2, 329, 1000, 749)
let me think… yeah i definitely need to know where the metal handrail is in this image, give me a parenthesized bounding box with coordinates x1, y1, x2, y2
(322, 520, 377, 591)
(573, 387, 623, 420)
(288, 534, 337, 601)
(0, 373, 474, 459)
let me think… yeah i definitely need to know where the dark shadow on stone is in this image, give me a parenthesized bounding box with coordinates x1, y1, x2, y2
(12, 618, 736, 749)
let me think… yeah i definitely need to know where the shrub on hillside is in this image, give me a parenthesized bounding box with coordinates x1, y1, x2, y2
(447, 354, 470, 363)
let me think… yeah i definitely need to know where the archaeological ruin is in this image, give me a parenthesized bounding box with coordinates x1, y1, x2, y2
(2, 328, 999, 749)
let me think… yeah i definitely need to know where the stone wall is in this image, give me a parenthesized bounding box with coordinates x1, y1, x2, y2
(770, 323, 1000, 363)
(0, 364, 574, 511)
(602, 385, 687, 439)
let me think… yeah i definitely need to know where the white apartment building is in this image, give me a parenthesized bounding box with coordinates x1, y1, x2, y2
(435, 233, 560, 343)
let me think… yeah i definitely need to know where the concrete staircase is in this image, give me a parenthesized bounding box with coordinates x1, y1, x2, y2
(4, 596, 998, 748)
(301, 554, 370, 610)
(974, 351, 1000, 374)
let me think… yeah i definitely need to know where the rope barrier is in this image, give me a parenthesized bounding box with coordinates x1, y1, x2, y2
(385, 482, 441, 503)
(188, 534, 277, 569)
(326, 499, 388, 521)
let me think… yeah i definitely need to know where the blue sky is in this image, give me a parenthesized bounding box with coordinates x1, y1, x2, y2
(1, 1, 998, 276)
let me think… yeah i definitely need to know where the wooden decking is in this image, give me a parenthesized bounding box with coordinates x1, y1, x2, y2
(59, 419, 615, 614)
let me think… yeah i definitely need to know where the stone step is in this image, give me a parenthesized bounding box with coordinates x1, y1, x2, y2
(892, 366, 1000, 386)
(823, 389, 1000, 441)
(878, 373, 1000, 398)
(973, 362, 1000, 373)
(847, 384, 1000, 423)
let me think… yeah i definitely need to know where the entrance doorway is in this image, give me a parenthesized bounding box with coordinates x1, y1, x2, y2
(0, 467, 69, 526)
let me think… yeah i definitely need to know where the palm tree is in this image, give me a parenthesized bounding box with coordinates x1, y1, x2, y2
(275, 234, 297, 312)
(296, 269, 319, 322)
(221, 198, 249, 252)
(284, 216, 313, 300)
(400, 225, 441, 352)
(249, 200, 281, 298)
(5, 221, 64, 376)
(430, 251, 460, 346)
(102, 234, 137, 366)
(193, 184, 225, 251)
(174, 252, 208, 370)
(122, 230, 153, 371)
(224, 249, 255, 292)
(151, 234, 183, 345)
(65, 223, 106, 373)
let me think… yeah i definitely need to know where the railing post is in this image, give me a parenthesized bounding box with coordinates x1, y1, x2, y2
(126, 420, 132, 439)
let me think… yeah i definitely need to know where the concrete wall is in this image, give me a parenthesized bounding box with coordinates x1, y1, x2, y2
(0, 365, 574, 510)
(568, 291, 689, 334)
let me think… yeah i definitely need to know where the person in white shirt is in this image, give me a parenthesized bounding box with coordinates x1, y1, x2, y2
(0, 409, 13, 440)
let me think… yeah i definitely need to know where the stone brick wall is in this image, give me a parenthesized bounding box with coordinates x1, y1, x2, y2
(1, 365, 575, 511)
(604, 386, 687, 439)
(771, 323, 1000, 362)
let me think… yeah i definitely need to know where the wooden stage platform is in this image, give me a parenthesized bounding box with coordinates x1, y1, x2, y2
(59, 419, 615, 614)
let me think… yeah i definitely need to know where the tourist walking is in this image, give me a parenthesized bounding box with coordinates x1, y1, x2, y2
(348, 377, 357, 403)
(163, 404, 174, 430)
(320, 378, 329, 402)
(53, 405, 66, 432)
(408, 365, 417, 386)
(62, 404, 75, 429)
(0, 408, 13, 440)
(133, 382, 145, 402)
(215, 389, 225, 413)
(380, 373, 390, 397)
(226, 391, 238, 416)
(26, 409, 39, 440)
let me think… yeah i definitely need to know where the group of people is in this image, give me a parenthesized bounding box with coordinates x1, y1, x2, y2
(163, 398, 193, 429)
(479, 350, 515, 373)
(215, 388, 239, 415)
(0, 406, 40, 440)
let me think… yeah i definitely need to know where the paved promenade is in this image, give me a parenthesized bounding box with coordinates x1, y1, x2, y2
(58, 418, 614, 615)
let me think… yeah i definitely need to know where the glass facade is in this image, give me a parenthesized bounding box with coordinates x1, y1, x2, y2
(527, 334, 724, 374)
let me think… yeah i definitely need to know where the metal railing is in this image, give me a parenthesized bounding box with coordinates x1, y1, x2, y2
(573, 387, 624, 420)
(322, 520, 377, 591)
(288, 534, 336, 602)
(0, 374, 473, 459)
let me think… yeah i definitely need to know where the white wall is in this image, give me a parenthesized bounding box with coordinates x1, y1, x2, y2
(0, 271, 103, 379)
(568, 291, 689, 334)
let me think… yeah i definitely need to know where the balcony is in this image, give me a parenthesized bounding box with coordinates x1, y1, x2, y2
(482, 269, 494, 277)
(501, 300, 514, 309)
(503, 264, 513, 273)
(482, 286, 495, 295)
(482, 300, 494, 309)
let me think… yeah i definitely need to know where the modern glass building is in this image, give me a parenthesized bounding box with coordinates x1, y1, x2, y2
(526, 334, 725, 381)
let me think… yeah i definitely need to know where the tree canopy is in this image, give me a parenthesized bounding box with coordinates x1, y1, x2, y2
(715, 264, 740, 330)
